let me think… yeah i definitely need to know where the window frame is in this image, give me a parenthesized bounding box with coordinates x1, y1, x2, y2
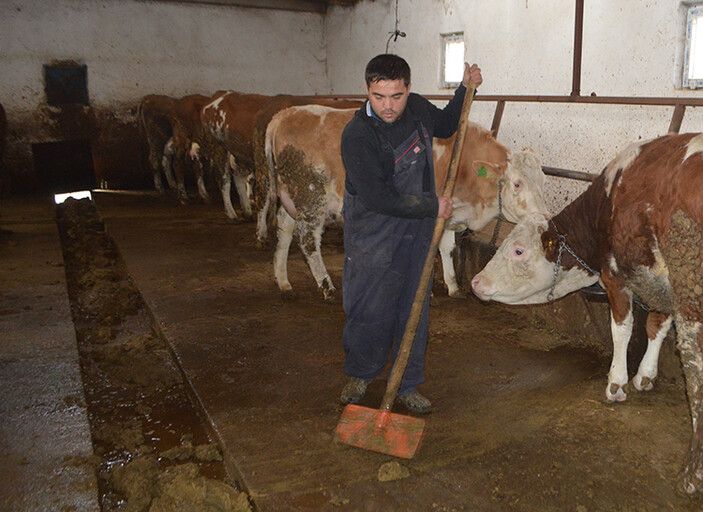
(683, 3, 703, 89)
(440, 32, 465, 89)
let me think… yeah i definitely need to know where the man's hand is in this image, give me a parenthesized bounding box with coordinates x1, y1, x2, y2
(463, 63, 483, 88)
(437, 196, 453, 219)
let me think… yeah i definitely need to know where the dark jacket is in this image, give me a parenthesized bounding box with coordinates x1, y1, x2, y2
(340, 85, 467, 219)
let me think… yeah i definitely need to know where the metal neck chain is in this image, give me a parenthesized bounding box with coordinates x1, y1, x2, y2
(546, 221, 600, 302)
(489, 178, 505, 249)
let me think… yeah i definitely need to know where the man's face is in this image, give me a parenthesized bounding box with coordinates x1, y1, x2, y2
(367, 79, 410, 124)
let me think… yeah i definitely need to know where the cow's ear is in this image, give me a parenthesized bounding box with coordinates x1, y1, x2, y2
(541, 230, 559, 260)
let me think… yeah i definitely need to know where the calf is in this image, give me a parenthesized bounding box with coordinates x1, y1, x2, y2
(201, 91, 272, 220)
(260, 104, 547, 300)
(471, 133, 703, 495)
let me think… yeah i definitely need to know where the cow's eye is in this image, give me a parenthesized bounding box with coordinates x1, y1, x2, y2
(514, 180, 522, 189)
(514, 248, 524, 256)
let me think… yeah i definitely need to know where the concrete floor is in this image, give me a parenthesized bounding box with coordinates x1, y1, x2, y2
(0, 198, 99, 512)
(91, 191, 700, 512)
(1, 192, 700, 511)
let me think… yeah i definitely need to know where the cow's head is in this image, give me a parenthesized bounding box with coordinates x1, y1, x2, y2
(470, 213, 598, 304)
(499, 148, 549, 222)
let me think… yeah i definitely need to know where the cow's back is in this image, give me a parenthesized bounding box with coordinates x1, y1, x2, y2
(173, 94, 211, 138)
(205, 91, 272, 167)
(606, 133, 703, 314)
(610, 134, 703, 264)
(269, 105, 355, 201)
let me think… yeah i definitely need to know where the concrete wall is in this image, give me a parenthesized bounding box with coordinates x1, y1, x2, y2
(0, 0, 328, 192)
(325, 0, 703, 213)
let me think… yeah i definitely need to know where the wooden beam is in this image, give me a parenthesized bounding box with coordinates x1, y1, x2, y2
(141, 0, 329, 13)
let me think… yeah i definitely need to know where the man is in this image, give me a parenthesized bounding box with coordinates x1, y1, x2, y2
(340, 54, 482, 414)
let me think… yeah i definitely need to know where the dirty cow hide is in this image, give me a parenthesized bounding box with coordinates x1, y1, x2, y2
(251, 95, 362, 225)
(471, 132, 703, 495)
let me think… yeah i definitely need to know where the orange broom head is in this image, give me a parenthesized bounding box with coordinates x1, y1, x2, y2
(334, 404, 425, 459)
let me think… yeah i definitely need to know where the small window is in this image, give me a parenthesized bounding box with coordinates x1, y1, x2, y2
(684, 4, 703, 89)
(44, 62, 89, 106)
(441, 32, 465, 88)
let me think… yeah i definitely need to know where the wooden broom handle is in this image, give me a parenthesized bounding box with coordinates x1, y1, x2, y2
(380, 83, 477, 411)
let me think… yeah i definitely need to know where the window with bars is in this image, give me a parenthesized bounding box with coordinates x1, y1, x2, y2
(441, 32, 465, 88)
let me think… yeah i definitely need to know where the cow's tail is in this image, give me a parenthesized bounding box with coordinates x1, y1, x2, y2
(255, 122, 279, 247)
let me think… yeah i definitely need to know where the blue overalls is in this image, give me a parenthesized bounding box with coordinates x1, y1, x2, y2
(342, 114, 436, 395)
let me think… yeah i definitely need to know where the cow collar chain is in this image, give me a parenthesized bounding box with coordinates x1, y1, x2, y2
(547, 220, 600, 302)
(489, 178, 506, 249)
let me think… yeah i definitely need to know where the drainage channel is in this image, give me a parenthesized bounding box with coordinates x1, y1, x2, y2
(56, 198, 251, 512)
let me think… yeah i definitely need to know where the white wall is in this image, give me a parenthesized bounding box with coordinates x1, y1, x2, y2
(325, 0, 703, 213)
(0, 0, 329, 112)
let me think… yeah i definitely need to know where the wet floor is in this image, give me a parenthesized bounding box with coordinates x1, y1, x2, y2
(69, 191, 703, 510)
(88, 195, 701, 511)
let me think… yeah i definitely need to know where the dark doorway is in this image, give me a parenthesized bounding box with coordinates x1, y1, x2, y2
(32, 139, 96, 193)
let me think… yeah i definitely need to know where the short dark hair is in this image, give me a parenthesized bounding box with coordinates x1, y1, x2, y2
(365, 54, 411, 87)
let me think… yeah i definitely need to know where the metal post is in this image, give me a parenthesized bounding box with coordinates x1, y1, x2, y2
(668, 104, 686, 133)
(490, 100, 505, 138)
(571, 0, 585, 97)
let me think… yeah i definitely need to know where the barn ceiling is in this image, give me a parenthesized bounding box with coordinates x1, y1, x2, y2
(145, 0, 359, 14)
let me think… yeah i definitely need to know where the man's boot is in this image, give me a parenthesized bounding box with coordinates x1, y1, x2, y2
(397, 389, 432, 415)
(339, 377, 370, 404)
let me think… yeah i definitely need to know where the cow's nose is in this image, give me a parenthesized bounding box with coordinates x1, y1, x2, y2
(471, 275, 491, 299)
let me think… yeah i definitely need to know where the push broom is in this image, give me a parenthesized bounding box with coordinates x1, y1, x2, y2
(335, 81, 478, 459)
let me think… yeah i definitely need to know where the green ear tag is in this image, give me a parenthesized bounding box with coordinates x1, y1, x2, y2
(477, 165, 488, 177)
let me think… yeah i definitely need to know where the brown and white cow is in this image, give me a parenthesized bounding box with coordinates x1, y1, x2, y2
(201, 91, 272, 220)
(139, 93, 213, 203)
(259, 104, 548, 300)
(252, 95, 363, 225)
(471, 133, 703, 495)
(138, 94, 177, 193)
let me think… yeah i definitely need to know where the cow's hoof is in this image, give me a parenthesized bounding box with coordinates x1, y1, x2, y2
(280, 289, 297, 301)
(605, 382, 628, 402)
(255, 238, 267, 250)
(322, 290, 336, 303)
(448, 289, 467, 299)
(632, 374, 655, 392)
(677, 464, 703, 496)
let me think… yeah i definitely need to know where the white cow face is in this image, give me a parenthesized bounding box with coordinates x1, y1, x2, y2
(470, 214, 597, 304)
(500, 149, 550, 223)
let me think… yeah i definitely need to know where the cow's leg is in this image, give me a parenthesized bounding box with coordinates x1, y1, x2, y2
(601, 270, 633, 402)
(151, 148, 164, 193)
(161, 137, 177, 190)
(439, 229, 462, 298)
(676, 319, 703, 495)
(255, 190, 271, 247)
(273, 205, 296, 295)
(220, 159, 238, 220)
(188, 143, 209, 203)
(661, 209, 703, 494)
(229, 154, 253, 220)
(632, 312, 673, 391)
(296, 216, 335, 301)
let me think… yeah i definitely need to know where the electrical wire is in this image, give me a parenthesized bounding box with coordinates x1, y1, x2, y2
(385, 0, 406, 53)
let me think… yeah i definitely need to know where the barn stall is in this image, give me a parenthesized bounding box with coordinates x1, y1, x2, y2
(1, 0, 703, 510)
